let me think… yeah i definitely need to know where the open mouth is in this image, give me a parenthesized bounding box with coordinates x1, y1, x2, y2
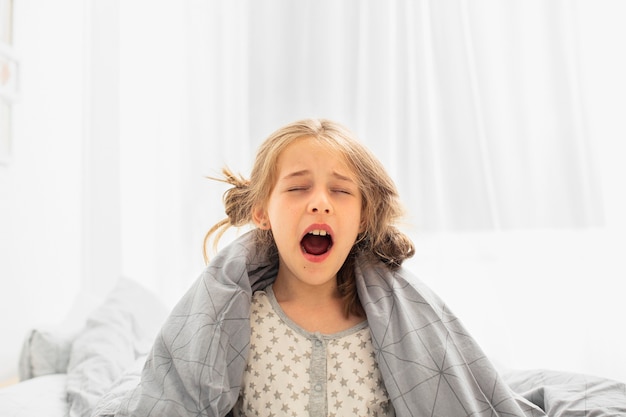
(300, 229, 333, 256)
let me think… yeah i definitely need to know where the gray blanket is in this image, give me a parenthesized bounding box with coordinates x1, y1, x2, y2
(94, 231, 544, 417)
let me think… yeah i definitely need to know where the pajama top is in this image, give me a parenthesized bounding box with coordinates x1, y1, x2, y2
(234, 286, 394, 417)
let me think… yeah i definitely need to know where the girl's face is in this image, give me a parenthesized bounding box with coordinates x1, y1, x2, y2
(256, 137, 363, 291)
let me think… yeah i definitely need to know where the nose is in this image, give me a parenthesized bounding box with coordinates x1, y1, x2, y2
(309, 188, 332, 214)
(311, 207, 330, 214)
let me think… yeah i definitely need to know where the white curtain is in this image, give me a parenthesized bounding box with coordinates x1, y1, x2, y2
(116, 0, 605, 300)
(183, 0, 602, 234)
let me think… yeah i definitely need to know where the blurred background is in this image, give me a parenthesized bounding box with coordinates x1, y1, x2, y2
(1, 0, 625, 383)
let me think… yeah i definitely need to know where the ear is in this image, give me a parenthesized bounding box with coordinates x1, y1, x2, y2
(252, 205, 270, 230)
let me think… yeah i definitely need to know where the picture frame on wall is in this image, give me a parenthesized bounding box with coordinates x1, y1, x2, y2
(1, 0, 16, 165)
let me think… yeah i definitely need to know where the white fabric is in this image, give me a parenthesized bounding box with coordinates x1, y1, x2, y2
(181, 0, 602, 232)
(65, 278, 169, 417)
(0, 374, 68, 417)
(18, 327, 76, 381)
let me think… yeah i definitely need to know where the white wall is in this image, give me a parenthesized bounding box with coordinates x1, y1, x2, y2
(0, 0, 87, 381)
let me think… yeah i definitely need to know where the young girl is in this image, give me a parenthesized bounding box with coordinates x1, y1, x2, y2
(97, 119, 543, 417)
(206, 119, 414, 416)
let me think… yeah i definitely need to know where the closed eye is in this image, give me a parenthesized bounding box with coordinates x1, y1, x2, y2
(286, 186, 309, 192)
(332, 188, 353, 195)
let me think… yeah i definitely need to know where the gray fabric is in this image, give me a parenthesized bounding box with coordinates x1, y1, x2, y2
(94, 231, 544, 417)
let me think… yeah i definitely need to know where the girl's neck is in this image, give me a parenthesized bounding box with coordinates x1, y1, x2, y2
(271, 276, 364, 334)
(272, 276, 339, 306)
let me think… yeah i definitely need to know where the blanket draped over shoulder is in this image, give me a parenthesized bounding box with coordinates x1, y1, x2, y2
(94, 231, 544, 417)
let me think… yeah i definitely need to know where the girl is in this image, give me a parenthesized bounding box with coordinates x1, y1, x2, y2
(207, 119, 414, 416)
(97, 119, 543, 417)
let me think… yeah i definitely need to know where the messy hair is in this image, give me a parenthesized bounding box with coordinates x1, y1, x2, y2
(204, 118, 414, 316)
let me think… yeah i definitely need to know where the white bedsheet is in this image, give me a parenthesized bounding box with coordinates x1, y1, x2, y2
(0, 374, 67, 417)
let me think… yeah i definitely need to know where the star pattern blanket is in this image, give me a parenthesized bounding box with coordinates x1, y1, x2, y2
(94, 231, 544, 417)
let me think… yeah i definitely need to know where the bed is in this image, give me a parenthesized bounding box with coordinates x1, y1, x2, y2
(1, 278, 624, 416)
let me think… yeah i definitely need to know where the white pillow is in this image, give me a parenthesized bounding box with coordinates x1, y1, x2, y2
(65, 278, 169, 417)
(18, 288, 104, 381)
(18, 327, 77, 380)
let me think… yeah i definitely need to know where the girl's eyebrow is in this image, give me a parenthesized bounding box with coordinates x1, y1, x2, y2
(281, 170, 310, 180)
(281, 170, 355, 183)
(332, 171, 355, 183)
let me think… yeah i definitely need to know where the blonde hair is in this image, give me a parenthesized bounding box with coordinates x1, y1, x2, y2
(205, 119, 414, 316)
